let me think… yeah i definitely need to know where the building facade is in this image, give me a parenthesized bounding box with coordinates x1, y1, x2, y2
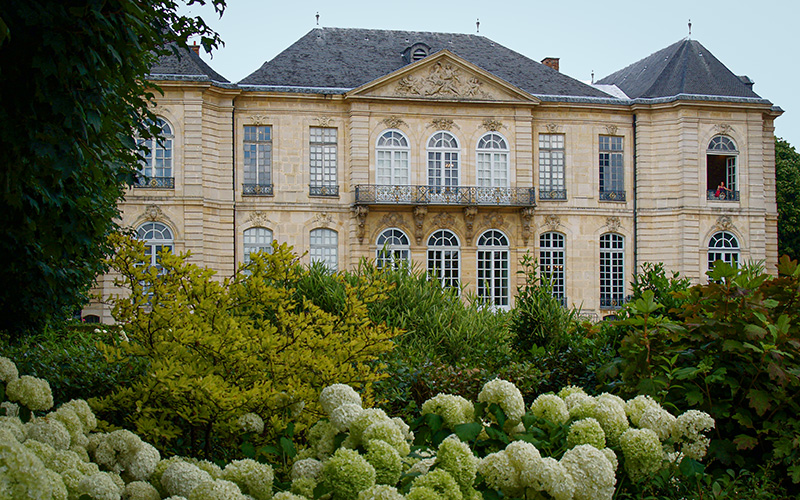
(84, 28, 782, 321)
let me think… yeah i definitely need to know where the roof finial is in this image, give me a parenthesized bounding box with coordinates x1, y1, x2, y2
(591, 70, 595, 84)
(476, 19, 480, 33)
(688, 19, 692, 38)
(316, 12, 320, 26)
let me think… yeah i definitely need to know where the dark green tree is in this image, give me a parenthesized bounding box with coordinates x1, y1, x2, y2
(776, 137, 800, 260)
(0, 1, 224, 338)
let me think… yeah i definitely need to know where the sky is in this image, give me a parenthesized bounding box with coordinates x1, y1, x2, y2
(183, 0, 799, 147)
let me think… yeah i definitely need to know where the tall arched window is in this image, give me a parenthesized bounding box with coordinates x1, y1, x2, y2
(600, 233, 624, 309)
(137, 118, 174, 188)
(540, 232, 566, 304)
(137, 221, 173, 268)
(427, 131, 460, 194)
(477, 132, 509, 188)
(477, 230, 509, 308)
(376, 130, 410, 185)
(427, 229, 460, 289)
(707, 135, 738, 200)
(708, 231, 740, 268)
(243, 227, 273, 263)
(310, 228, 338, 271)
(376, 228, 410, 269)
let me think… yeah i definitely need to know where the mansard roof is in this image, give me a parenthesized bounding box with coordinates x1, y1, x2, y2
(238, 27, 610, 98)
(148, 43, 230, 83)
(596, 38, 761, 99)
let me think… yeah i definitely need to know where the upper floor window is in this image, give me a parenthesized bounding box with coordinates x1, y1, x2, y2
(477, 230, 509, 308)
(427, 131, 460, 194)
(540, 232, 566, 304)
(136, 118, 174, 189)
(310, 228, 338, 271)
(137, 221, 173, 268)
(243, 125, 273, 196)
(539, 134, 566, 200)
(376, 130, 410, 185)
(599, 135, 625, 201)
(376, 228, 410, 269)
(706, 136, 739, 201)
(310, 127, 338, 196)
(477, 132, 509, 188)
(243, 227, 273, 264)
(708, 231, 740, 269)
(600, 233, 625, 309)
(427, 229, 460, 290)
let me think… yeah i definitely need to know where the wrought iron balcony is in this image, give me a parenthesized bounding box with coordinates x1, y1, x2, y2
(600, 295, 628, 310)
(133, 176, 174, 189)
(599, 190, 626, 202)
(354, 185, 536, 207)
(242, 183, 274, 196)
(309, 184, 339, 197)
(707, 189, 740, 201)
(539, 189, 567, 201)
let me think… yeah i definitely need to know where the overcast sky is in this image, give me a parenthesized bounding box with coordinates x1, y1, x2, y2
(184, 0, 798, 148)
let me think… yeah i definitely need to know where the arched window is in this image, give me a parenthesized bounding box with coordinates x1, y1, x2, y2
(477, 132, 509, 188)
(310, 228, 338, 271)
(376, 228, 410, 269)
(707, 135, 738, 201)
(427, 131, 460, 195)
(540, 232, 566, 304)
(599, 233, 624, 309)
(137, 221, 173, 267)
(243, 227, 273, 263)
(376, 130, 410, 185)
(137, 118, 174, 188)
(427, 229, 460, 289)
(708, 231, 740, 268)
(477, 230, 509, 308)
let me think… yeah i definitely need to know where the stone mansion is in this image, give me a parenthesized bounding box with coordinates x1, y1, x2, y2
(84, 28, 782, 321)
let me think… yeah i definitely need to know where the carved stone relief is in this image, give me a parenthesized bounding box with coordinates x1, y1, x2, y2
(431, 212, 456, 229)
(314, 212, 334, 228)
(482, 119, 505, 132)
(715, 123, 734, 136)
(394, 62, 492, 99)
(543, 214, 561, 231)
(379, 212, 406, 230)
(546, 123, 560, 133)
(413, 206, 428, 245)
(248, 115, 270, 126)
(481, 212, 505, 230)
(605, 216, 621, 232)
(145, 205, 164, 222)
(715, 215, 735, 231)
(352, 206, 369, 244)
(463, 206, 478, 241)
(382, 116, 408, 129)
(428, 118, 458, 131)
(519, 207, 534, 245)
(315, 116, 334, 127)
(605, 125, 618, 135)
(247, 211, 273, 228)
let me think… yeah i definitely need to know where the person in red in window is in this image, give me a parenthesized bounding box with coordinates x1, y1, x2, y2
(715, 181, 731, 199)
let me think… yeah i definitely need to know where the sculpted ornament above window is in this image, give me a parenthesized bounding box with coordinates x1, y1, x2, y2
(248, 115, 270, 126)
(428, 118, 457, 131)
(247, 211, 273, 228)
(605, 216, 621, 232)
(145, 205, 164, 222)
(395, 63, 493, 99)
(382, 116, 408, 129)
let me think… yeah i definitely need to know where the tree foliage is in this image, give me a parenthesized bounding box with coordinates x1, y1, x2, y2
(0, 0, 224, 338)
(776, 137, 800, 260)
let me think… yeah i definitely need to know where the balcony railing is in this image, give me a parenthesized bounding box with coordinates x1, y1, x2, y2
(707, 189, 740, 201)
(133, 176, 174, 189)
(354, 185, 536, 206)
(242, 183, 274, 196)
(309, 184, 339, 197)
(600, 295, 628, 310)
(599, 190, 626, 202)
(539, 189, 567, 201)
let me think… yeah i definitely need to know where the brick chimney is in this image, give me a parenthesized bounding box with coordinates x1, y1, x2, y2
(541, 57, 560, 72)
(190, 42, 200, 55)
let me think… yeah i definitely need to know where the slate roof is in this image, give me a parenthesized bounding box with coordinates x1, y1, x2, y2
(148, 43, 230, 83)
(238, 27, 610, 98)
(596, 38, 761, 99)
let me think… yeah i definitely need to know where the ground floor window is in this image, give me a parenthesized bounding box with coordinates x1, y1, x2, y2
(477, 230, 509, 308)
(708, 231, 739, 269)
(600, 233, 624, 309)
(310, 228, 338, 271)
(540, 232, 566, 304)
(427, 229, 460, 290)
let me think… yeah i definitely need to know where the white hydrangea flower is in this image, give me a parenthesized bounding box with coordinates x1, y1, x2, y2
(357, 484, 406, 500)
(595, 393, 626, 410)
(601, 447, 618, 471)
(435, 435, 478, 491)
(560, 444, 615, 500)
(477, 450, 522, 497)
(6, 375, 53, 411)
(26, 416, 71, 450)
(0, 428, 58, 500)
(567, 418, 606, 449)
(1, 401, 19, 418)
(307, 420, 339, 460)
(124, 481, 161, 500)
(638, 406, 676, 441)
(362, 419, 410, 456)
(187, 478, 245, 500)
(291, 458, 322, 480)
(421, 393, 475, 429)
(348, 408, 390, 445)
(525, 456, 575, 500)
(478, 379, 525, 429)
(564, 393, 596, 419)
(591, 398, 629, 446)
(273, 492, 309, 500)
(557, 385, 586, 400)
(319, 384, 362, 416)
(93, 428, 158, 481)
(624, 395, 660, 427)
(392, 417, 414, 442)
(620, 428, 664, 482)
(672, 410, 714, 460)
(406, 457, 436, 476)
(60, 399, 97, 432)
(161, 461, 213, 498)
(237, 413, 265, 434)
(329, 403, 364, 433)
(0, 356, 18, 383)
(223, 459, 274, 500)
(78, 471, 124, 500)
(529, 394, 569, 425)
(0, 415, 25, 442)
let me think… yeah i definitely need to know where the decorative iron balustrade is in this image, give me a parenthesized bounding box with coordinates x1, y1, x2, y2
(309, 184, 339, 197)
(600, 295, 627, 310)
(354, 185, 536, 206)
(539, 189, 567, 201)
(707, 189, 740, 201)
(242, 183, 274, 196)
(133, 176, 174, 189)
(599, 190, 626, 202)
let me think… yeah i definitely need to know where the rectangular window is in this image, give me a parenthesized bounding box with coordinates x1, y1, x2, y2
(243, 125, 272, 195)
(539, 232, 566, 304)
(600, 234, 625, 309)
(599, 135, 625, 201)
(539, 134, 566, 200)
(310, 228, 338, 271)
(310, 127, 338, 196)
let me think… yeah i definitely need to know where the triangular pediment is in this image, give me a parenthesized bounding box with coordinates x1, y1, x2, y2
(347, 50, 539, 104)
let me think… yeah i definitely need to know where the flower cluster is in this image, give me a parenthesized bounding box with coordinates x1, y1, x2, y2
(672, 410, 715, 460)
(237, 412, 265, 434)
(529, 394, 569, 425)
(421, 393, 474, 429)
(477, 378, 525, 430)
(6, 374, 54, 411)
(619, 428, 664, 482)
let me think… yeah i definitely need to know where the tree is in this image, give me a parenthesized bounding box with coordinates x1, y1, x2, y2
(0, 1, 224, 338)
(776, 137, 800, 260)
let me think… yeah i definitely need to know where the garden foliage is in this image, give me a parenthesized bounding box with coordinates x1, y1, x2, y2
(90, 235, 397, 458)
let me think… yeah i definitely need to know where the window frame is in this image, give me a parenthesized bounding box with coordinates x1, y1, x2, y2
(243, 125, 273, 195)
(706, 135, 739, 201)
(243, 227, 274, 264)
(376, 130, 410, 186)
(136, 117, 174, 189)
(137, 221, 174, 268)
(476, 132, 509, 188)
(599, 233, 625, 309)
(375, 228, 411, 269)
(427, 131, 461, 194)
(310, 228, 338, 272)
(476, 229, 510, 309)
(599, 135, 625, 201)
(309, 127, 338, 196)
(427, 229, 460, 290)
(538, 133, 566, 200)
(707, 231, 740, 269)
(539, 231, 566, 304)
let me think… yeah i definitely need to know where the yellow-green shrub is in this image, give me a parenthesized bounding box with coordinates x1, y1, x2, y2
(91, 234, 397, 458)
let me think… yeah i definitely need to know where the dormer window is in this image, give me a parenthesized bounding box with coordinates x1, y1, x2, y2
(412, 48, 428, 61)
(402, 42, 431, 64)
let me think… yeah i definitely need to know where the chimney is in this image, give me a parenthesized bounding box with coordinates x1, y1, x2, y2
(541, 57, 560, 72)
(190, 42, 200, 55)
